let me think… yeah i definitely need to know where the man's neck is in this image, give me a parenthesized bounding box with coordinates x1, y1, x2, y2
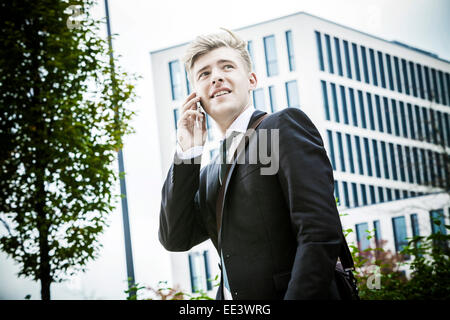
(218, 103, 251, 136)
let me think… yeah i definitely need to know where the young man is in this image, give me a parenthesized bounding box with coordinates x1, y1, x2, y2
(159, 29, 344, 299)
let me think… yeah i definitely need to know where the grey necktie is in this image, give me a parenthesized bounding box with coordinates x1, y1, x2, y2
(218, 131, 240, 185)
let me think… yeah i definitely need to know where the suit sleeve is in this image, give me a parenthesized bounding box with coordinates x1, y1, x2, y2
(276, 108, 342, 299)
(159, 154, 209, 252)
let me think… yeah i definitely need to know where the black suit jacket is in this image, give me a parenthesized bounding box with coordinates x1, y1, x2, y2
(159, 108, 343, 300)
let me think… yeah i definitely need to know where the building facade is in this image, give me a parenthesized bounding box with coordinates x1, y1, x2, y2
(150, 12, 450, 296)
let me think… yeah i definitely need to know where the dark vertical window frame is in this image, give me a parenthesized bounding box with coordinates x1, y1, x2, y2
(343, 40, 352, 79)
(315, 31, 325, 72)
(377, 51, 386, 88)
(324, 34, 334, 74)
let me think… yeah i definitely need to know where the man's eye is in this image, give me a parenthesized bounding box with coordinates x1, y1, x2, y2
(224, 65, 234, 69)
(199, 71, 209, 79)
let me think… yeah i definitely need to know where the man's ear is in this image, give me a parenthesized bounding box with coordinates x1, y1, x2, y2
(248, 72, 257, 91)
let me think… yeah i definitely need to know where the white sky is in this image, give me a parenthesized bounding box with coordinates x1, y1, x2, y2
(1, 0, 448, 300)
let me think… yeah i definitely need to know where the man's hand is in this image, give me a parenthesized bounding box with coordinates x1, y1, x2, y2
(177, 92, 207, 152)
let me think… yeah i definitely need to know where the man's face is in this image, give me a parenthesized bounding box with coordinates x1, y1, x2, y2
(192, 47, 257, 126)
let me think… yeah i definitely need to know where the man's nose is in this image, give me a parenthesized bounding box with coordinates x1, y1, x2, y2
(211, 69, 224, 86)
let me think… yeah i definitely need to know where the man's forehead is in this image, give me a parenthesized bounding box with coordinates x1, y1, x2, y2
(193, 47, 242, 71)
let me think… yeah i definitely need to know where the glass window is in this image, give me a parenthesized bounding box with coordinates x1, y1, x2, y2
(394, 56, 402, 93)
(355, 136, 364, 175)
(252, 88, 265, 111)
(422, 107, 430, 143)
(378, 186, 384, 202)
(428, 150, 436, 187)
(375, 95, 384, 132)
(356, 222, 370, 250)
(392, 216, 408, 253)
(377, 51, 386, 88)
(334, 180, 340, 205)
(247, 40, 256, 71)
(361, 184, 368, 206)
(369, 48, 378, 86)
(364, 137, 372, 176)
(420, 149, 428, 185)
(395, 189, 401, 200)
(413, 147, 420, 185)
(436, 110, 445, 146)
(334, 37, 343, 76)
(405, 146, 414, 183)
(409, 61, 417, 97)
(401, 59, 410, 95)
(386, 188, 392, 201)
(398, 145, 406, 182)
(263, 35, 279, 77)
(285, 30, 295, 72)
(337, 132, 346, 172)
(325, 34, 334, 74)
(369, 185, 376, 204)
(321, 81, 330, 120)
(386, 53, 394, 90)
(416, 64, 425, 99)
(431, 68, 439, 104)
(346, 134, 355, 173)
(203, 251, 213, 290)
(446, 73, 450, 105)
(327, 130, 336, 170)
(410, 214, 420, 237)
(352, 43, 361, 81)
(372, 140, 381, 178)
(285, 80, 300, 108)
(361, 46, 370, 84)
(343, 40, 352, 79)
(169, 60, 182, 101)
(349, 88, 358, 127)
(340, 85, 349, 125)
(367, 93, 375, 131)
(188, 252, 206, 293)
(430, 209, 447, 235)
(424, 66, 432, 101)
(438, 70, 446, 105)
(352, 182, 359, 207)
(268, 85, 276, 113)
(391, 99, 399, 136)
(389, 143, 398, 181)
(384, 98, 392, 134)
(342, 181, 350, 207)
(445, 112, 450, 148)
(315, 31, 324, 71)
(173, 108, 179, 130)
(331, 83, 339, 122)
(399, 101, 408, 138)
(381, 141, 389, 179)
(407, 103, 416, 140)
(374, 220, 382, 246)
(415, 105, 423, 140)
(430, 108, 437, 145)
(358, 90, 366, 129)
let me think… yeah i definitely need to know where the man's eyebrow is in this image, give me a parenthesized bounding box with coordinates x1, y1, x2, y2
(196, 59, 237, 77)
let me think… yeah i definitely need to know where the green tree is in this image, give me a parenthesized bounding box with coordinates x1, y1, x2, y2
(0, 0, 136, 300)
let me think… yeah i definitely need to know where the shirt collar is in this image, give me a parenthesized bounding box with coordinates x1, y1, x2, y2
(222, 105, 256, 140)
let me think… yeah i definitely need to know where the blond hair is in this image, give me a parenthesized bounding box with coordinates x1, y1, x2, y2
(183, 28, 252, 83)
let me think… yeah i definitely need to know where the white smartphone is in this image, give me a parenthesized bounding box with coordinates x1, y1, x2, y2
(195, 101, 203, 128)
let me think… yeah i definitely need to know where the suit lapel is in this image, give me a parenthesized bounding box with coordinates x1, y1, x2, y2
(218, 110, 267, 235)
